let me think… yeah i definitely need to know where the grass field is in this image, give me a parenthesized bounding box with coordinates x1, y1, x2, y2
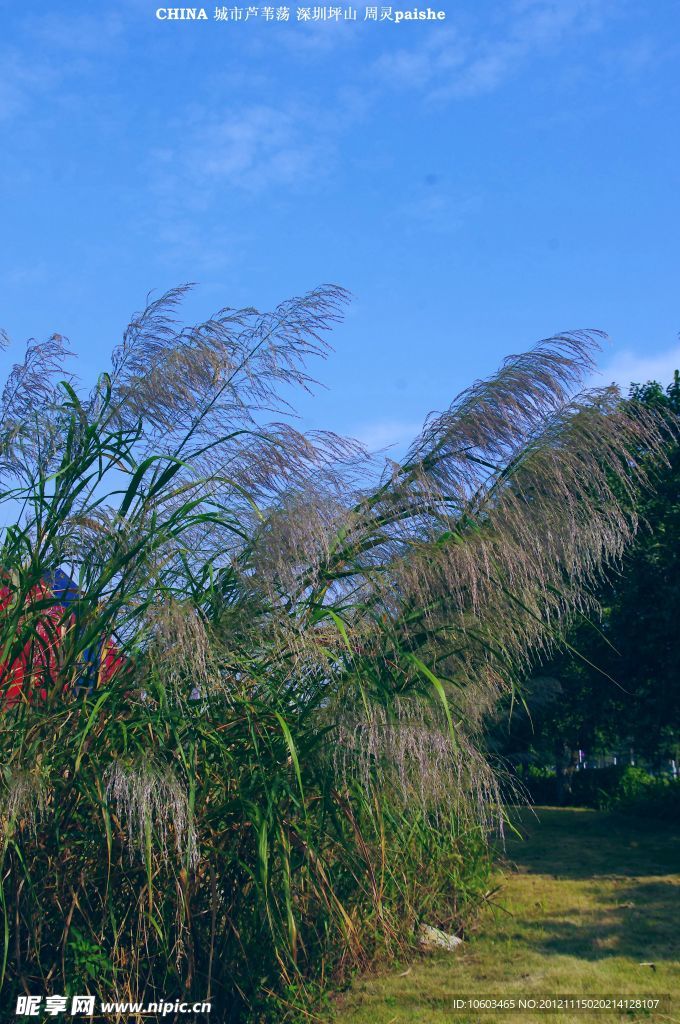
(333, 807, 680, 1024)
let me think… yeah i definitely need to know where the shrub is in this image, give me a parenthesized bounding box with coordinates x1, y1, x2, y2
(520, 764, 680, 821)
(567, 765, 630, 808)
(607, 768, 680, 821)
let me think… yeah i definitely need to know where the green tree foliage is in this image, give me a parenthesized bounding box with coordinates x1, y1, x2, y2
(612, 372, 680, 754)
(493, 372, 680, 770)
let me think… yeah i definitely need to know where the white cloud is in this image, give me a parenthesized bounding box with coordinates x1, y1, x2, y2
(156, 102, 334, 199)
(372, 28, 467, 91)
(372, 0, 611, 101)
(198, 106, 325, 187)
(0, 12, 124, 122)
(592, 344, 680, 390)
(144, 99, 338, 261)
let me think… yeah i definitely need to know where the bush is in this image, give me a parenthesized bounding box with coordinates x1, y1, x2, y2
(519, 764, 680, 822)
(607, 769, 680, 821)
(568, 765, 630, 808)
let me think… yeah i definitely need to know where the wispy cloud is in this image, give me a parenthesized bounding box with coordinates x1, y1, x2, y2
(154, 102, 334, 199)
(0, 54, 58, 121)
(22, 11, 125, 53)
(372, 27, 467, 92)
(592, 343, 680, 390)
(145, 100, 337, 266)
(0, 12, 125, 122)
(353, 418, 421, 452)
(393, 185, 482, 235)
(198, 105, 330, 188)
(371, 0, 612, 101)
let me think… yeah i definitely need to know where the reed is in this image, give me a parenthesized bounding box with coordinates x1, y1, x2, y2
(0, 287, 669, 1020)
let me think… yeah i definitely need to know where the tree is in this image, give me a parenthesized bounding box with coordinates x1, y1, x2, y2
(491, 372, 680, 776)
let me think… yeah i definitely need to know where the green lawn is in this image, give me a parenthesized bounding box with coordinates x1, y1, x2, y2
(333, 808, 680, 1024)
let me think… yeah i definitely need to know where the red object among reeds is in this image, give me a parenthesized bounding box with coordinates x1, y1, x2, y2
(0, 573, 123, 706)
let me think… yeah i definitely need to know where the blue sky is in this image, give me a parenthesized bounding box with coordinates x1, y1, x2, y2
(2, 0, 679, 454)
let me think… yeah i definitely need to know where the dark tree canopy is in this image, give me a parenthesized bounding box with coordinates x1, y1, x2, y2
(491, 372, 680, 765)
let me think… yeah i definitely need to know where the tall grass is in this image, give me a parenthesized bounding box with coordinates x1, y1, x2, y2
(0, 287, 669, 1020)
